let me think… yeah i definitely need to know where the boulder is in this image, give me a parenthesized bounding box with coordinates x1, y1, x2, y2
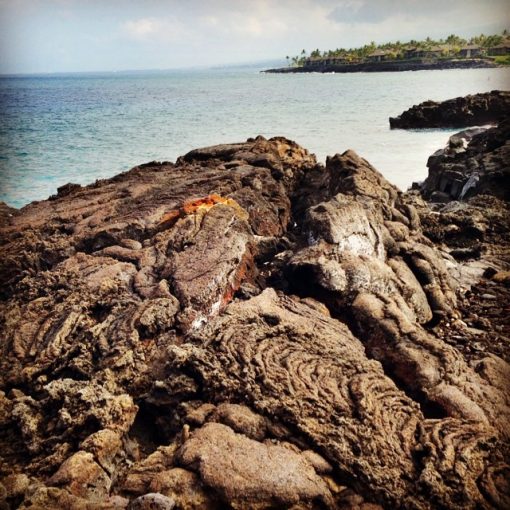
(177, 422, 333, 508)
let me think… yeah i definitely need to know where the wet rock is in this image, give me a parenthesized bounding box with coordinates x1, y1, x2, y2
(389, 90, 510, 128)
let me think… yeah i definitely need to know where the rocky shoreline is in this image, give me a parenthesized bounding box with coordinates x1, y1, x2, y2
(387, 91, 510, 203)
(264, 58, 498, 74)
(419, 119, 510, 202)
(0, 94, 509, 509)
(389, 90, 510, 128)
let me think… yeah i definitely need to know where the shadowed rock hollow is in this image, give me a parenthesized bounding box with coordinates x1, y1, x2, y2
(0, 135, 509, 510)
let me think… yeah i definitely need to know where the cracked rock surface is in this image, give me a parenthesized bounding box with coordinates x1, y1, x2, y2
(1, 135, 509, 509)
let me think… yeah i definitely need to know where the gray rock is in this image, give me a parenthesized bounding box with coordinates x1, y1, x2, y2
(128, 493, 176, 510)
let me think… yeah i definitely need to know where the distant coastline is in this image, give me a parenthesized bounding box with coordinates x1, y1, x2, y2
(264, 58, 498, 74)
(266, 30, 510, 74)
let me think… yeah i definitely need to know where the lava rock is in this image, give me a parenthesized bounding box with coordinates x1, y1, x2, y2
(1, 136, 508, 510)
(420, 118, 510, 201)
(389, 90, 510, 129)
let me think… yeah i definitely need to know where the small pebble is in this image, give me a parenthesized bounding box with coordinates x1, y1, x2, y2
(481, 294, 497, 299)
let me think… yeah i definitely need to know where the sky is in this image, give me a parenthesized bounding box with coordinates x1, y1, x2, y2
(0, 0, 509, 74)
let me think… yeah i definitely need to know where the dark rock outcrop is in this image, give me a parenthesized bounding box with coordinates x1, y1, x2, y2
(389, 90, 510, 129)
(265, 58, 497, 74)
(407, 91, 510, 393)
(1, 136, 509, 509)
(0, 201, 18, 227)
(419, 118, 510, 201)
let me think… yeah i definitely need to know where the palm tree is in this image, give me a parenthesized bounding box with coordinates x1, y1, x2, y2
(485, 34, 502, 48)
(282, 31, 505, 67)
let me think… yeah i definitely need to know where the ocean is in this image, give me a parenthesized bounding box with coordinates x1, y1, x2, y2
(1, 66, 509, 208)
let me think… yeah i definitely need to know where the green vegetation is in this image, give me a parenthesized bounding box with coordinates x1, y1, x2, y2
(288, 30, 510, 67)
(494, 55, 510, 65)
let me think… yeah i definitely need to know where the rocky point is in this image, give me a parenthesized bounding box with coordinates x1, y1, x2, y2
(0, 128, 509, 509)
(389, 90, 510, 129)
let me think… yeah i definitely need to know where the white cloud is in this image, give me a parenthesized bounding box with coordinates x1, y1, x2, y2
(327, 0, 510, 26)
(121, 16, 192, 42)
(201, 15, 219, 27)
(1, 0, 509, 73)
(123, 18, 159, 38)
(210, 13, 289, 37)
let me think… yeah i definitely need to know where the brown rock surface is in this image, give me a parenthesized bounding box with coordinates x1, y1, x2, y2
(1, 135, 509, 509)
(177, 422, 333, 508)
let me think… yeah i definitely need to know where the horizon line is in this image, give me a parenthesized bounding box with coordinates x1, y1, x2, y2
(0, 58, 285, 78)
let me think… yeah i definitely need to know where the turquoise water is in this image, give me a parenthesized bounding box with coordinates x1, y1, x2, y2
(1, 66, 509, 208)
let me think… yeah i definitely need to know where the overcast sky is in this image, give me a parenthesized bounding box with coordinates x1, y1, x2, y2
(1, 0, 509, 74)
